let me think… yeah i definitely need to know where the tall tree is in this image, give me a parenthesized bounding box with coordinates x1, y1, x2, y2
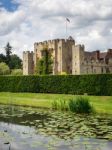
(9, 54, 22, 69)
(5, 42, 12, 68)
(0, 54, 6, 63)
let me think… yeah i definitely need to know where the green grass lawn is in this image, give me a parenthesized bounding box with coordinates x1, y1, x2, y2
(0, 92, 112, 114)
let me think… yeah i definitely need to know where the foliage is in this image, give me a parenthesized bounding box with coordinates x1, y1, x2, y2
(35, 48, 53, 75)
(5, 42, 12, 67)
(52, 97, 94, 114)
(35, 59, 44, 75)
(0, 74, 112, 96)
(0, 62, 10, 75)
(0, 43, 22, 71)
(61, 72, 67, 75)
(52, 99, 68, 111)
(68, 97, 94, 114)
(9, 54, 22, 69)
(11, 69, 23, 76)
(0, 93, 112, 114)
(0, 54, 6, 63)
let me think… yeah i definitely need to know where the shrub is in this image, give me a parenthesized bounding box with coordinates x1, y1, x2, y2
(68, 97, 94, 114)
(11, 69, 23, 76)
(60, 72, 67, 75)
(0, 62, 10, 75)
(0, 74, 112, 95)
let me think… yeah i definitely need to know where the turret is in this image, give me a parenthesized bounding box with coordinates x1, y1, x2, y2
(72, 44, 85, 75)
(23, 51, 34, 75)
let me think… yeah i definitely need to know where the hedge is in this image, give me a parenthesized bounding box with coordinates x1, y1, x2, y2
(0, 74, 112, 96)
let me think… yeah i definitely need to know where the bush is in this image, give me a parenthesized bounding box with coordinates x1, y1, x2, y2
(52, 99, 68, 111)
(0, 74, 112, 96)
(68, 97, 94, 114)
(0, 62, 10, 75)
(11, 69, 23, 76)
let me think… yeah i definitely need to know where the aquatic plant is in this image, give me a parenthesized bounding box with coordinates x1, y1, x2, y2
(51, 99, 68, 111)
(68, 97, 94, 114)
(52, 97, 94, 114)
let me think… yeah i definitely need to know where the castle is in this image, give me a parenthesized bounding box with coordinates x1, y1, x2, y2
(23, 37, 112, 75)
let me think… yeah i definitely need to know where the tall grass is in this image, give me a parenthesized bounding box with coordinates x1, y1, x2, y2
(52, 97, 94, 114)
(51, 99, 68, 111)
(68, 97, 94, 114)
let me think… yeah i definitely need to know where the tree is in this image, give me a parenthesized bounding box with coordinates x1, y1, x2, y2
(0, 62, 10, 75)
(5, 42, 12, 68)
(9, 54, 22, 69)
(0, 54, 6, 63)
(35, 48, 53, 75)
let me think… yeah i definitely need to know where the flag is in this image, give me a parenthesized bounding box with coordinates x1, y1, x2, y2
(66, 18, 70, 23)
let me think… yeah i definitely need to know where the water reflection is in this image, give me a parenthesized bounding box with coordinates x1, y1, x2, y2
(0, 105, 112, 150)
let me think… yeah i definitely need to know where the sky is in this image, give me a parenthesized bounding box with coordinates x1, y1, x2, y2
(0, 0, 112, 58)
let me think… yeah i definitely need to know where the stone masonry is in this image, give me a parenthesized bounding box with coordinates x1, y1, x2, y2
(23, 51, 34, 75)
(23, 37, 112, 75)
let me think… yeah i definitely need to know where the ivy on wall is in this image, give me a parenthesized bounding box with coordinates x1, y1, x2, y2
(35, 48, 53, 75)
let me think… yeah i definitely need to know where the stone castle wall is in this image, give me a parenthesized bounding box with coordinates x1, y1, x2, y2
(34, 39, 75, 74)
(72, 45, 112, 75)
(23, 51, 34, 75)
(23, 38, 112, 75)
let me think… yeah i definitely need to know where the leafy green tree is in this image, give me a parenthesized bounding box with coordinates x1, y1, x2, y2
(35, 48, 53, 75)
(5, 42, 12, 67)
(9, 54, 22, 69)
(0, 54, 6, 63)
(0, 62, 10, 75)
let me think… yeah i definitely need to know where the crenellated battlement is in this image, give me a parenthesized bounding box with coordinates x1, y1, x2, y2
(23, 51, 34, 55)
(23, 37, 112, 75)
(35, 38, 75, 46)
(75, 44, 85, 49)
(83, 59, 107, 65)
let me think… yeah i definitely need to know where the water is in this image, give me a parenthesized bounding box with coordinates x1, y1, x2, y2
(0, 105, 112, 150)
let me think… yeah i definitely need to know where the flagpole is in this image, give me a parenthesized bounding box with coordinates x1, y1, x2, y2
(66, 18, 70, 41)
(66, 18, 67, 41)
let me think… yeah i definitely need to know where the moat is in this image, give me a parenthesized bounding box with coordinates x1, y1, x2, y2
(0, 105, 112, 150)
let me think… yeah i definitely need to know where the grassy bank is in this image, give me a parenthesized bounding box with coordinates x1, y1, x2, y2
(0, 92, 112, 114)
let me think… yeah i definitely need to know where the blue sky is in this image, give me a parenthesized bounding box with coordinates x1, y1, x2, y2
(0, 0, 19, 12)
(0, 0, 112, 57)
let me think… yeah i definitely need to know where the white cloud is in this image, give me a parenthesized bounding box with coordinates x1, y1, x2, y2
(0, 0, 112, 58)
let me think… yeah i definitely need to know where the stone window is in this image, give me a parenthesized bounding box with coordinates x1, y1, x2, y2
(101, 67, 103, 73)
(106, 67, 110, 73)
(41, 51, 46, 56)
(87, 68, 88, 74)
(59, 47, 61, 50)
(91, 66, 93, 73)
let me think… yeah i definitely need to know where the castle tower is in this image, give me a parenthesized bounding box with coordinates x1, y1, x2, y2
(23, 51, 34, 75)
(57, 39, 75, 74)
(72, 44, 85, 75)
